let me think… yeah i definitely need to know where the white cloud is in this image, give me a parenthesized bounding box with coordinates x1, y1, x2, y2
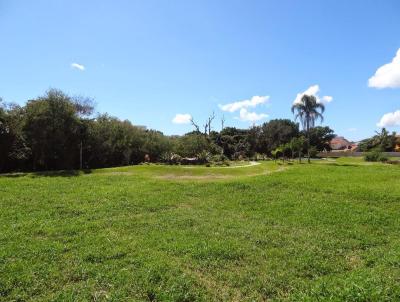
(237, 108, 268, 122)
(321, 95, 333, 103)
(219, 95, 269, 112)
(293, 85, 333, 104)
(71, 63, 85, 71)
(347, 128, 357, 132)
(172, 113, 192, 124)
(377, 110, 400, 128)
(368, 49, 400, 88)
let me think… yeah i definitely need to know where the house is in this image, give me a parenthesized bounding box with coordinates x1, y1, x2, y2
(330, 136, 351, 150)
(348, 143, 359, 152)
(396, 135, 400, 152)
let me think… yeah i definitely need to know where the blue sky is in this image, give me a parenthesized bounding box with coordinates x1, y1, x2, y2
(1, 0, 400, 140)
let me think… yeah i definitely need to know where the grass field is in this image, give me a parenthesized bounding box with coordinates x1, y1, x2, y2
(1, 159, 400, 301)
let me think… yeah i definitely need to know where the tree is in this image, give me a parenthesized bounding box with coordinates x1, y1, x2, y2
(204, 111, 215, 135)
(271, 147, 282, 162)
(272, 145, 289, 163)
(189, 117, 201, 133)
(190, 112, 216, 135)
(257, 119, 299, 155)
(281, 143, 292, 161)
(233, 139, 251, 160)
(290, 136, 305, 162)
(291, 95, 325, 163)
(358, 128, 397, 152)
(221, 115, 225, 130)
(374, 128, 397, 151)
(142, 130, 172, 162)
(0, 99, 12, 171)
(246, 125, 261, 157)
(215, 127, 251, 159)
(2, 103, 30, 172)
(175, 133, 211, 157)
(85, 114, 146, 167)
(307, 126, 335, 152)
(23, 89, 81, 170)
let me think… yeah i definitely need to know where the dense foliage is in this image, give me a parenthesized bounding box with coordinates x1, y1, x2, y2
(364, 150, 389, 162)
(358, 128, 398, 152)
(0, 89, 338, 172)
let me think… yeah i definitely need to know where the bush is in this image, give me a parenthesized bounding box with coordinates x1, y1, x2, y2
(379, 154, 389, 162)
(196, 150, 211, 164)
(160, 152, 182, 165)
(233, 152, 246, 160)
(364, 151, 388, 162)
(251, 153, 267, 161)
(213, 161, 230, 167)
(210, 154, 228, 163)
(170, 153, 183, 164)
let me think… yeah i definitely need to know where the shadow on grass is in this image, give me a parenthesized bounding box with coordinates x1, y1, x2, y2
(0, 169, 92, 178)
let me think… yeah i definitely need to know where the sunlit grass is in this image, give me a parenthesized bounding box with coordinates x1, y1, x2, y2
(1, 159, 400, 301)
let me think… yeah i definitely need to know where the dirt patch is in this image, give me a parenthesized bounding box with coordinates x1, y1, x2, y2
(155, 174, 231, 180)
(223, 161, 261, 168)
(154, 166, 287, 181)
(181, 161, 261, 169)
(99, 171, 135, 175)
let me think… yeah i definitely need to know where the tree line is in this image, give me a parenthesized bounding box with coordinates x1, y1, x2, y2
(0, 89, 335, 172)
(358, 128, 398, 152)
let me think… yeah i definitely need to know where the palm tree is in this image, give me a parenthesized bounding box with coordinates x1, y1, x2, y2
(291, 95, 324, 163)
(290, 136, 305, 163)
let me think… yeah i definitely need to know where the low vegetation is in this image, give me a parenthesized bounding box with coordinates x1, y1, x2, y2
(359, 128, 398, 152)
(364, 150, 389, 162)
(1, 159, 400, 301)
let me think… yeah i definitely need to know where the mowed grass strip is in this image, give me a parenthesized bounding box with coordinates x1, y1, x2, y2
(1, 160, 400, 301)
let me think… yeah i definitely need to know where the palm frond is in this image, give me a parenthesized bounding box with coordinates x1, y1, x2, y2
(291, 94, 325, 131)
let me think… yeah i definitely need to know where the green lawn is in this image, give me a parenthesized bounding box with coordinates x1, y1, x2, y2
(1, 160, 400, 301)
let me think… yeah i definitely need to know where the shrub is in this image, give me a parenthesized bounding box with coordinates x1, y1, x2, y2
(196, 151, 211, 164)
(160, 152, 182, 165)
(251, 153, 266, 161)
(233, 152, 246, 161)
(160, 152, 171, 163)
(379, 154, 389, 162)
(170, 153, 183, 164)
(213, 161, 230, 167)
(364, 151, 388, 162)
(210, 154, 228, 163)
